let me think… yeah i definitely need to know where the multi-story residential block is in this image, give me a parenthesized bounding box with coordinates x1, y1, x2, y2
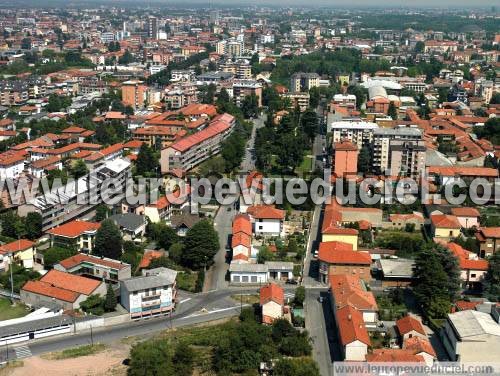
(120, 267, 177, 319)
(121, 80, 147, 109)
(160, 113, 235, 173)
(330, 120, 379, 148)
(318, 241, 371, 283)
(372, 127, 425, 177)
(18, 158, 131, 231)
(333, 141, 358, 177)
(290, 72, 320, 93)
(281, 92, 310, 112)
(147, 16, 158, 39)
(232, 80, 262, 107)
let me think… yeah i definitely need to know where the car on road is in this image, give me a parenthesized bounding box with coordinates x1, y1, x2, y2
(318, 296, 324, 303)
(285, 279, 298, 285)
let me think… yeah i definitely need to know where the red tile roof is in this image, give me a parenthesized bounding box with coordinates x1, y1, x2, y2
(450, 207, 480, 217)
(334, 141, 358, 151)
(231, 232, 251, 249)
(148, 196, 171, 210)
(247, 205, 285, 220)
(396, 316, 426, 336)
(232, 214, 252, 235)
(455, 300, 481, 311)
(260, 283, 284, 306)
(366, 349, 425, 363)
(47, 220, 101, 238)
(320, 247, 371, 266)
(0, 239, 35, 254)
(232, 253, 249, 261)
(336, 305, 370, 346)
(430, 214, 461, 229)
(403, 336, 437, 358)
(427, 166, 498, 178)
(169, 114, 234, 152)
(22, 269, 102, 302)
(22, 280, 79, 302)
(478, 227, 500, 239)
(139, 250, 164, 269)
(59, 253, 129, 271)
(330, 274, 377, 311)
(447, 243, 489, 271)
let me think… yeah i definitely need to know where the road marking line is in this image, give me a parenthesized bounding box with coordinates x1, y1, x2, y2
(179, 298, 192, 304)
(14, 345, 32, 359)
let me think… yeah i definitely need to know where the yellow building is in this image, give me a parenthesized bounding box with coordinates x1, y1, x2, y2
(430, 214, 461, 240)
(0, 239, 35, 269)
(322, 228, 359, 250)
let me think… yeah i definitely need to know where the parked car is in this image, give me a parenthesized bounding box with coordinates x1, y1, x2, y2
(286, 279, 298, 285)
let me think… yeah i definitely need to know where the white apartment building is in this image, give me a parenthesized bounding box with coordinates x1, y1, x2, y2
(330, 120, 379, 148)
(121, 267, 177, 319)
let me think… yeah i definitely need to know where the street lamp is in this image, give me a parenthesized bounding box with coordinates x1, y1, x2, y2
(8, 252, 14, 305)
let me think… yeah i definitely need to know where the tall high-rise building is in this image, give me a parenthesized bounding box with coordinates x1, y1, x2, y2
(122, 80, 147, 109)
(147, 16, 158, 39)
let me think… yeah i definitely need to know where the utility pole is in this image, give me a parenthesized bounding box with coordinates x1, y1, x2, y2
(90, 325, 93, 347)
(9, 252, 14, 305)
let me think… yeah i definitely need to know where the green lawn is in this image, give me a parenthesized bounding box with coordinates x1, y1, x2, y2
(295, 155, 313, 174)
(177, 271, 198, 292)
(0, 298, 29, 321)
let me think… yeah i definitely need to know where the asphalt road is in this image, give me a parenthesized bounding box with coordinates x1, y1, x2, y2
(1, 287, 293, 362)
(240, 114, 266, 172)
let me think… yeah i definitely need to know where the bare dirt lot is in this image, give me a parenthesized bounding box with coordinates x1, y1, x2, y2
(1, 342, 130, 376)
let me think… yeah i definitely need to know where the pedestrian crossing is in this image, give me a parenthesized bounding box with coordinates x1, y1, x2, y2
(14, 345, 32, 359)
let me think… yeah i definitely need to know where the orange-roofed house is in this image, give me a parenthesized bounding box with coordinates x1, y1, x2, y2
(232, 214, 252, 261)
(0, 239, 35, 269)
(447, 243, 488, 290)
(144, 196, 172, 223)
(46, 220, 101, 254)
(430, 214, 461, 240)
(330, 274, 378, 327)
(247, 205, 285, 237)
(476, 227, 500, 258)
(333, 141, 358, 178)
(317, 241, 371, 283)
(260, 283, 284, 324)
(450, 207, 480, 229)
(366, 349, 425, 363)
(55, 253, 131, 283)
(20, 269, 106, 310)
(396, 315, 427, 341)
(336, 305, 370, 361)
(403, 336, 437, 366)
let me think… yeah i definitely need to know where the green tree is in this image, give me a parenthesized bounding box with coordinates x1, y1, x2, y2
(136, 143, 159, 175)
(483, 252, 500, 302)
(388, 101, 398, 120)
(104, 284, 117, 312)
(414, 41, 425, 53)
(300, 108, 318, 144)
(241, 94, 259, 118)
(294, 286, 305, 306)
(70, 160, 88, 179)
(42, 247, 77, 268)
(357, 145, 371, 174)
(274, 358, 320, 376)
(172, 342, 195, 376)
(413, 249, 452, 318)
(221, 131, 245, 171)
(118, 50, 134, 65)
(1, 211, 25, 238)
(128, 340, 174, 376)
(257, 245, 275, 264)
(490, 92, 500, 105)
(182, 220, 219, 270)
(25, 212, 43, 240)
(94, 219, 123, 260)
(80, 294, 105, 315)
(94, 205, 110, 222)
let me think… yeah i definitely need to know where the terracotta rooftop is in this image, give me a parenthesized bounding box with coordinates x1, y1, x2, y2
(260, 283, 284, 306)
(47, 220, 101, 238)
(330, 274, 377, 311)
(59, 253, 129, 271)
(247, 205, 285, 220)
(430, 214, 461, 229)
(336, 305, 370, 346)
(396, 315, 426, 336)
(0, 239, 35, 254)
